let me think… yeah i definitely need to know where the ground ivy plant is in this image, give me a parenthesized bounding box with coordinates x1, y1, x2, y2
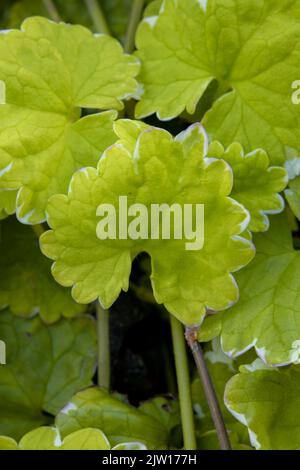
(0, 0, 300, 452)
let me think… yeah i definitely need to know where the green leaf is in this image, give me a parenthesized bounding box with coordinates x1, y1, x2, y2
(197, 314, 222, 343)
(284, 158, 300, 220)
(10, 426, 147, 450)
(0, 436, 18, 450)
(135, 0, 300, 164)
(18, 426, 111, 450)
(0, 311, 96, 440)
(139, 396, 180, 434)
(55, 387, 168, 449)
(195, 429, 251, 450)
(220, 214, 300, 365)
(113, 442, 147, 450)
(207, 142, 287, 232)
(225, 361, 300, 450)
(285, 177, 300, 221)
(0, 217, 83, 323)
(40, 121, 254, 325)
(0, 17, 139, 224)
(19, 426, 59, 450)
(61, 428, 111, 450)
(0, 190, 17, 220)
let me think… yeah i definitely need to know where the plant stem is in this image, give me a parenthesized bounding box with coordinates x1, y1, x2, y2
(96, 301, 110, 390)
(31, 224, 45, 238)
(185, 327, 232, 450)
(43, 0, 61, 22)
(125, 0, 145, 53)
(170, 315, 197, 450)
(162, 343, 177, 396)
(84, 0, 111, 35)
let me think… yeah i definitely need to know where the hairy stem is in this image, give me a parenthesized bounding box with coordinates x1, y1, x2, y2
(96, 302, 110, 390)
(84, 0, 111, 35)
(43, 0, 61, 22)
(170, 315, 197, 450)
(125, 0, 145, 53)
(185, 327, 232, 450)
(31, 224, 45, 238)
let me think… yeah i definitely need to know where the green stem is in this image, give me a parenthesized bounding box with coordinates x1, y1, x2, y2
(170, 315, 197, 450)
(84, 0, 111, 35)
(43, 0, 61, 22)
(31, 224, 45, 238)
(162, 344, 177, 396)
(125, 0, 145, 53)
(96, 301, 110, 390)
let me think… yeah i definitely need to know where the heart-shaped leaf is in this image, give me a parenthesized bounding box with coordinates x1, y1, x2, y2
(0, 17, 139, 224)
(40, 121, 254, 325)
(136, 0, 300, 164)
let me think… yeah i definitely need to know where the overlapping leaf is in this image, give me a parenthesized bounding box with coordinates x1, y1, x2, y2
(0, 311, 96, 440)
(225, 361, 300, 450)
(40, 121, 254, 325)
(0, 426, 147, 450)
(219, 214, 300, 366)
(18, 427, 111, 450)
(136, 0, 300, 164)
(55, 387, 168, 449)
(207, 142, 287, 232)
(0, 217, 83, 323)
(0, 17, 139, 224)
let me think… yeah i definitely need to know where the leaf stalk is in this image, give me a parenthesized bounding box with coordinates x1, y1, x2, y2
(96, 301, 110, 390)
(185, 326, 232, 450)
(84, 0, 111, 35)
(43, 0, 61, 22)
(125, 0, 145, 53)
(31, 224, 45, 238)
(170, 315, 197, 450)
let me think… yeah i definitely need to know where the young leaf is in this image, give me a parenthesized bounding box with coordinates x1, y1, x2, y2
(0, 17, 139, 224)
(225, 361, 300, 450)
(135, 0, 300, 163)
(0, 311, 96, 440)
(55, 387, 168, 449)
(40, 122, 254, 326)
(208, 142, 288, 232)
(0, 217, 83, 323)
(220, 214, 300, 366)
